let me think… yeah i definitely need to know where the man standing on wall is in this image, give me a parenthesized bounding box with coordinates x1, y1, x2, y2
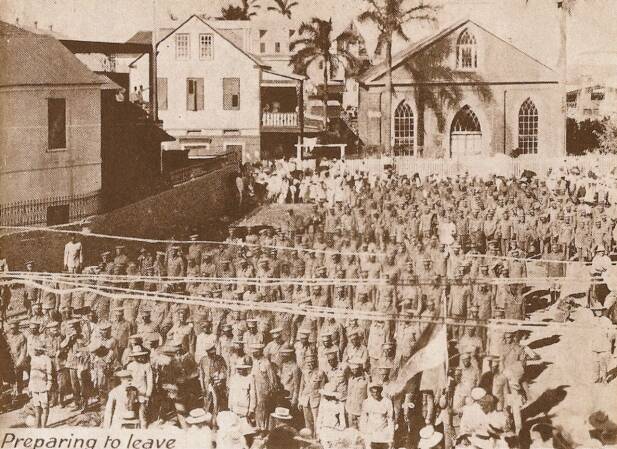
(63, 233, 83, 274)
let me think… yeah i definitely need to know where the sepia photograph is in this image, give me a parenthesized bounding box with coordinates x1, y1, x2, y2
(0, 0, 617, 448)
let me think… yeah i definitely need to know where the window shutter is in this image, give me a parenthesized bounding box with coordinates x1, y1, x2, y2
(187, 79, 192, 110)
(157, 78, 168, 111)
(223, 78, 240, 110)
(197, 78, 204, 110)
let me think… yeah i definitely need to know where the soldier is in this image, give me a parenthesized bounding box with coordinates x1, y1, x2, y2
(167, 246, 187, 281)
(322, 347, 347, 399)
(22, 261, 40, 316)
(367, 320, 387, 370)
(345, 360, 368, 430)
(264, 327, 285, 369)
(187, 234, 203, 266)
(199, 340, 228, 421)
(43, 321, 63, 406)
(249, 343, 278, 433)
(28, 342, 53, 428)
(298, 353, 325, 439)
(63, 233, 83, 274)
(167, 308, 195, 355)
(243, 318, 264, 347)
(294, 329, 314, 370)
(6, 320, 28, 399)
(111, 308, 132, 359)
(61, 319, 90, 411)
(278, 345, 301, 415)
(89, 339, 117, 405)
(26, 320, 45, 357)
(342, 328, 369, 370)
(360, 382, 395, 448)
(589, 305, 617, 383)
(195, 313, 216, 365)
(102, 370, 136, 429)
(228, 356, 257, 429)
(218, 323, 234, 367)
(448, 269, 471, 339)
(112, 245, 129, 275)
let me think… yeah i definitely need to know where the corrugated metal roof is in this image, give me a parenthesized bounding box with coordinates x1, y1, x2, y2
(0, 21, 101, 87)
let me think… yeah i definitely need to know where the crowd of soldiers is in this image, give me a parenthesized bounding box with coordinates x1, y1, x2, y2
(1, 161, 617, 449)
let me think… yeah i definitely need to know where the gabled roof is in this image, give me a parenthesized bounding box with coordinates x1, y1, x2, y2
(360, 18, 555, 85)
(129, 15, 269, 69)
(0, 21, 102, 87)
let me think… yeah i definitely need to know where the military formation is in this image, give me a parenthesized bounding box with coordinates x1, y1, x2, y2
(1, 160, 617, 449)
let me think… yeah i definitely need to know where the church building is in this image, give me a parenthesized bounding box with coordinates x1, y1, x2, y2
(357, 19, 565, 158)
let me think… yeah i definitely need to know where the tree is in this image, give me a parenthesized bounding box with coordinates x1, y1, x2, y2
(267, 0, 299, 18)
(358, 0, 438, 154)
(221, 0, 261, 20)
(596, 117, 617, 154)
(290, 18, 359, 131)
(402, 38, 492, 155)
(567, 118, 603, 154)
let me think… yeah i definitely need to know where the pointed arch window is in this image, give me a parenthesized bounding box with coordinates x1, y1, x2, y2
(518, 98, 539, 154)
(393, 101, 415, 147)
(456, 29, 478, 70)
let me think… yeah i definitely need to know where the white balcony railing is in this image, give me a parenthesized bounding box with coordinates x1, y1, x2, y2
(262, 112, 298, 127)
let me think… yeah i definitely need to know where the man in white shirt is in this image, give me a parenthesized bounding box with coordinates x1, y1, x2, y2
(63, 233, 83, 273)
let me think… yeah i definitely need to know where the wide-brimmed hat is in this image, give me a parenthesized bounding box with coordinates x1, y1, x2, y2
(418, 425, 443, 449)
(114, 370, 132, 379)
(271, 407, 293, 420)
(186, 408, 212, 425)
(129, 344, 149, 357)
(470, 387, 487, 401)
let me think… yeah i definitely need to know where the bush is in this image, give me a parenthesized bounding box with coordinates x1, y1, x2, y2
(596, 116, 617, 154)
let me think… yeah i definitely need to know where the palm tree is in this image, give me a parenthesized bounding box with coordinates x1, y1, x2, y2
(358, 0, 439, 154)
(221, 0, 261, 20)
(402, 38, 492, 154)
(290, 18, 360, 131)
(267, 0, 299, 18)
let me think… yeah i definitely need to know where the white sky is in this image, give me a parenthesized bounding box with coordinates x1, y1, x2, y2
(2, 0, 616, 69)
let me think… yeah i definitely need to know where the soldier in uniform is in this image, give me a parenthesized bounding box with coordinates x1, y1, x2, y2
(298, 353, 325, 438)
(22, 260, 40, 316)
(277, 345, 301, 418)
(228, 357, 257, 430)
(111, 308, 132, 359)
(6, 320, 28, 400)
(345, 359, 368, 429)
(167, 308, 195, 356)
(264, 327, 285, 370)
(199, 340, 228, 421)
(61, 319, 90, 411)
(249, 343, 278, 434)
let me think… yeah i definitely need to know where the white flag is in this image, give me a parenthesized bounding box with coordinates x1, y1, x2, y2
(386, 326, 448, 398)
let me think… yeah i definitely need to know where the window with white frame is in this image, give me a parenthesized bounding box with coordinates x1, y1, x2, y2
(199, 33, 213, 60)
(393, 101, 414, 147)
(518, 98, 538, 154)
(175, 33, 190, 60)
(456, 29, 477, 70)
(275, 42, 281, 53)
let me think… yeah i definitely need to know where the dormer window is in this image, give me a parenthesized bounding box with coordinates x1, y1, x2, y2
(456, 29, 477, 70)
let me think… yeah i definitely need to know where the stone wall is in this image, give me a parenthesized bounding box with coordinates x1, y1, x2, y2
(0, 162, 241, 272)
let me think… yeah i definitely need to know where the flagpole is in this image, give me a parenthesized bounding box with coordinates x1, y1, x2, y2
(151, 0, 158, 122)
